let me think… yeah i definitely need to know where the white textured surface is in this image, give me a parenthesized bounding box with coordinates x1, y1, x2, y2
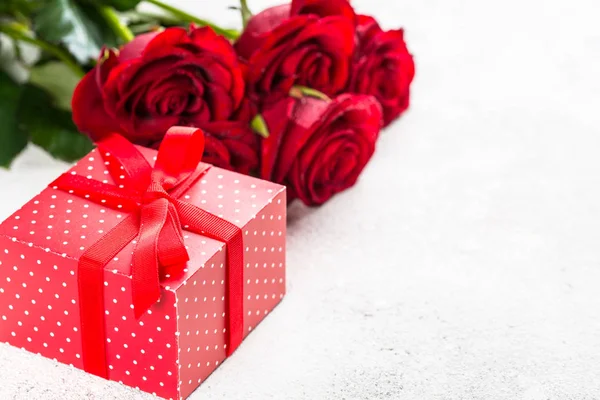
(2, 0, 600, 399)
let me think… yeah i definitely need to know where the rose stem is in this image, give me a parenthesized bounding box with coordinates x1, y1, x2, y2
(144, 0, 240, 40)
(0, 22, 85, 77)
(98, 6, 135, 43)
(239, 0, 253, 28)
(290, 86, 332, 102)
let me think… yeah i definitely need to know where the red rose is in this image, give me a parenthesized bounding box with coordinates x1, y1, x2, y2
(350, 15, 415, 126)
(235, 13, 355, 105)
(72, 26, 246, 146)
(260, 94, 382, 206)
(201, 121, 260, 175)
(355, 14, 380, 44)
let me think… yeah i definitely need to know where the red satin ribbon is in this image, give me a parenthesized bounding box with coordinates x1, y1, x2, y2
(50, 127, 244, 379)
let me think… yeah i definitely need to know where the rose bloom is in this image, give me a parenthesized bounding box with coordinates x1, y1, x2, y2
(351, 15, 415, 126)
(72, 26, 259, 173)
(236, 0, 415, 125)
(260, 94, 383, 206)
(235, 6, 355, 105)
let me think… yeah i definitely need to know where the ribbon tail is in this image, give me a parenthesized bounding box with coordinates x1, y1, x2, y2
(156, 204, 189, 268)
(78, 214, 140, 378)
(132, 198, 170, 319)
(174, 199, 244, 355)
(225, 229, 244, 355)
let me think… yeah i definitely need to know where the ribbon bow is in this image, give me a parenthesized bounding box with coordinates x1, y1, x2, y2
(52, 127, 244, 379)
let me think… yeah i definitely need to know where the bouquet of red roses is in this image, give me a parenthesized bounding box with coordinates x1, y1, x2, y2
(1, 0, 414, 206)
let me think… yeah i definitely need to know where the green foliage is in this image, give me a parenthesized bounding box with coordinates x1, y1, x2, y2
(29, 61, 80, 110)
(0, 71, 93, 166)
(0, 0, 45, 16)
(32, 0, 103, 64)
(251, 114, 270, 139)
(92, 0, 142, 12)
(18, 84, 94, 162)
(0, 71, 28, 167)
(81, 3, 119, 49)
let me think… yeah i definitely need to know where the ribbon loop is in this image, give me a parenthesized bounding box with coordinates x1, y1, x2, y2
(96, 133, 152, 192)
(153, 126, 206, 190)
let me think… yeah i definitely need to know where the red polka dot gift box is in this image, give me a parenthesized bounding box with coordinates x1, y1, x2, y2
(0, 128, 286, 400)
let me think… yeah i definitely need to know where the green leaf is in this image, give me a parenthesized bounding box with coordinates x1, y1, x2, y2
(79, 3, 119, 49)
(120, 9, 164, 33)
(18, 84, 93, 162)
(124, 10, 181, 29)
(251, 114, 270, 139)
(94, 0, 141, 12)
(129, 21, 160, 35)
(289, 85, 331, 101)
(0, 0, 45, 16)
(0, 3, 13, 15)
(33, 0, 103, 64)
(0, 70, 28, 167)
(29, 61, 80, 110)
(144, 0, 239, 40)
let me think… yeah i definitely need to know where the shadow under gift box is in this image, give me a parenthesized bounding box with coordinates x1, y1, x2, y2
(0, 146, 286, 400)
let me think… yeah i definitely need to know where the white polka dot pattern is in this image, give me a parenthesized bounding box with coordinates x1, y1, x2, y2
(0, 146, 286, 400)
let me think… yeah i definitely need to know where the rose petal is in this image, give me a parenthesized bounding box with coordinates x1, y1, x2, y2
(202, 82, 234, 121)
(203, 135, 232, 169)
(96, 48, 119, 87)
(247, 15, 354, 101)
(130, 115, 180, 144)
(273, 94, 382, 205)
(350, 26, 415, 126)
(141, 27, 191, 59)
(189, 26, 240, 66)
(355, 15, 382, 47)
(72, 68, 122, 142)
(146, 75, 192, 114)
(201, 121, 260, 174)
(234, 4, 292, 61)
(233, 97, 257, 123)
(269, 96, 330, 183)
(118, 31, 159, 62)
(260, 97, 298, 180)
(290, 0, 356, 23)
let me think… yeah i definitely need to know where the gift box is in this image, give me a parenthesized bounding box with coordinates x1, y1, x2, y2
(0, 128, 286, 400)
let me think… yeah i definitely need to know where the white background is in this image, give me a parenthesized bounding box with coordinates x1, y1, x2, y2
(2, 0, 600, 399)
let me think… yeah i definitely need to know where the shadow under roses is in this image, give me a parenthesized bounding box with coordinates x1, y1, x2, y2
(286, 200, 317, 226)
